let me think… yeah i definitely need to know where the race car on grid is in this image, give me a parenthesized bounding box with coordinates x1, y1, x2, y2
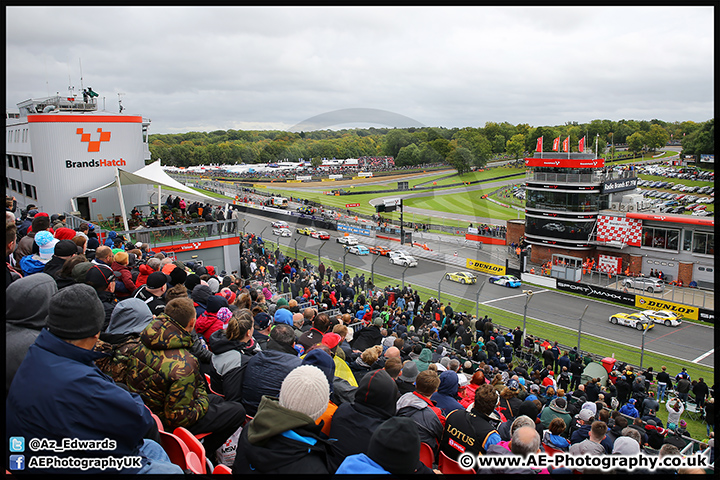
(310, 230, 330, 240)
(296, 226, 316, 236)
(445, 271, 478, 285)
(368, 245, 392, 256)
(346, 245, 370, 255)
(640, 310, 682, 327)
(488, 275, 522, 288)
(273, 228, 292, 237)
(608, 312, 655, 331)
(336, 235, 359, 245)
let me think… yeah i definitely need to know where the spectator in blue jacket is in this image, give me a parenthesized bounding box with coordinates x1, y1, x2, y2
(6, 284, 181, 474)
(431, 370, 465, 416)
(619, 398, 640, 418)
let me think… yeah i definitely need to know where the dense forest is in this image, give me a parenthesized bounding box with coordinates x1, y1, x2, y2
(149, 118, 714, 174)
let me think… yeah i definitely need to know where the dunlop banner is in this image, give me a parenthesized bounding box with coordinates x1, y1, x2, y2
(635, 296, 699, 321)
(466, 258, 505, 275)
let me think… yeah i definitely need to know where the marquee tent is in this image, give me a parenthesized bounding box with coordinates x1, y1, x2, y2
(73, 160, 213, 234)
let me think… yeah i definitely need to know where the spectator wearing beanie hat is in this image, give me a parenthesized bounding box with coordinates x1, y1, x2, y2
(110, 251, 135, 299)
(336, 416, 431, 475)
(42, 239, 78, 279)
(53, 227, 76, 241)
(328, 368, 400, 471)
(6, 283, 183, 474)
(14, 213, 51, 266)
(132, 271, 168, 316)
(252, 312, 273, 351)
(274, 306, 294, 327)
(195, 295, 229, 340)
(232, 364, 334, 474)
(302, 348, 338, 436)
(84, 264, 121, 331)
(18, 230, 57, 275)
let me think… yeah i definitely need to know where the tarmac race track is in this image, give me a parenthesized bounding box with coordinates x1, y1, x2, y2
(243, 212, 714, 369)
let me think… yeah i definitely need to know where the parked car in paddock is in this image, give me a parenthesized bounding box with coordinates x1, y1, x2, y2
(622, 276, 664, 293)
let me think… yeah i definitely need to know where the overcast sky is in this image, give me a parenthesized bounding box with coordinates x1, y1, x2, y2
(6, 6, 714, 134)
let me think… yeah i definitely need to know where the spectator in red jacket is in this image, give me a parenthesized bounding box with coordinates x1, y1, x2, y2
(135, 257, 161, 289)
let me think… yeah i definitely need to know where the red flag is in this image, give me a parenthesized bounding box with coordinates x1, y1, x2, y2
(562, 137, 569, 153)
(552, 137, 560, 151)
(536, 137, 543, 152)
(578, 136, 585, 153)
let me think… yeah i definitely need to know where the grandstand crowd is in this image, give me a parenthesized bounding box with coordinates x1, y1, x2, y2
(5, 199, 715, 474)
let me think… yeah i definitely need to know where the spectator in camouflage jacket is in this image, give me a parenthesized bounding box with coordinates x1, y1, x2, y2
(125, 297, 210, 429)
(125, 297, 247, 456)
(94, 298, 154, 385)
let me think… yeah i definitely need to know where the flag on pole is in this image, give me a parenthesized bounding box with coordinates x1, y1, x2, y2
(578, 136, 585, 153)
(552, 137, 560, 151)
(562, 137, 569, 153)
(536, 137, 543, 152)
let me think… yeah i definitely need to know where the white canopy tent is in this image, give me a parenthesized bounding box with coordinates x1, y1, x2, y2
(73, 160, 213, 234)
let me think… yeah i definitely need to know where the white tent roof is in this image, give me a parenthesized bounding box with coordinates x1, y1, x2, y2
(74, 160, 213, 200)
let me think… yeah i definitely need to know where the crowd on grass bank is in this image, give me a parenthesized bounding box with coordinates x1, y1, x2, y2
(5, 200, 715, 475)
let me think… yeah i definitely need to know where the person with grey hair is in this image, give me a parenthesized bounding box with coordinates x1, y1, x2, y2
(621, 426, 642, 446)
(135, 256, 161, 289)
(483, 425, 547, 474)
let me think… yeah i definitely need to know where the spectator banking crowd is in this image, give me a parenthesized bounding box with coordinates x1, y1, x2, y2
(4, 198, 715, 475)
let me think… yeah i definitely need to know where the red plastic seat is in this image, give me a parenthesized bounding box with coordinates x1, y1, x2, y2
(173, 427, 208, 474)
(438, 450, 476, 474)
(150, 413, 164, 432)
(213, 464, 232, 474)
(419, 442, 435, 469)
(159, 430, 192, 472)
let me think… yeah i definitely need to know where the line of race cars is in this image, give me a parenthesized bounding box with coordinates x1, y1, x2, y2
(274, 222, 685, 329)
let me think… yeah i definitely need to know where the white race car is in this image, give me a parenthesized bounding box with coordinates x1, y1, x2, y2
(273, 228, 292, 237)
(389, 251, 418, 267)
(337, 235, 359, 245)
(640, 310, 683, 327)
(271, 220, 289, 229)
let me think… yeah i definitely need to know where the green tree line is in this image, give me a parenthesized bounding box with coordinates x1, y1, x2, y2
(149, 119, 713, 171)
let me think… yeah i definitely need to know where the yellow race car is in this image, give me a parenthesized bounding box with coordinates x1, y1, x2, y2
(445, 271, 478, 285)
(296, 226, 317, 236)
(609, 312, 655, 331)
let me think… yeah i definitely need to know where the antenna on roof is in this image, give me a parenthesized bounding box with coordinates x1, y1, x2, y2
(118, 92, 125, 113)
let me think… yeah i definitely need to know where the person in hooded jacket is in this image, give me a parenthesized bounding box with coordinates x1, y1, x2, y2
(431, 370, 465, 416)
(396, 369, 445, 457)
(232, 365, 335, 474)
(191, 283, 213, 318)
(111, 251, 135, 299)
(195, 295, 228, 340)
(94, 298, 154, 385)
(327, 368, 399, 471)
(5, 272, 58, 394)
(413, 346, 433, 372)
